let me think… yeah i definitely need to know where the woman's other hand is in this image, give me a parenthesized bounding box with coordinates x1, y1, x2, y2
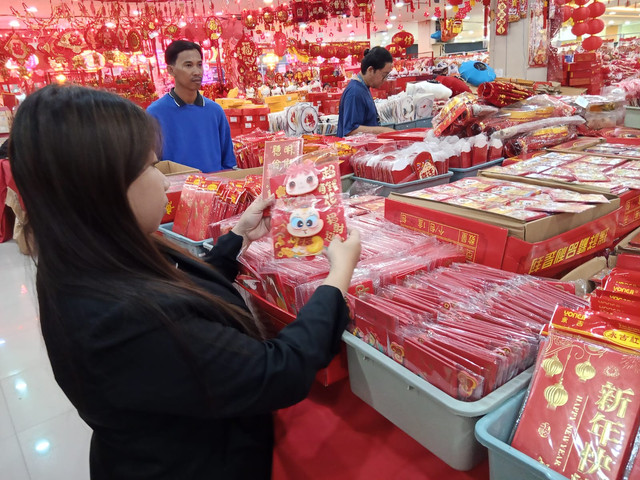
(322, 228, 361, 295)
(231, 195, 275, 247)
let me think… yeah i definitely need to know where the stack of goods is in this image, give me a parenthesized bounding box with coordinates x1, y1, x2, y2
(582, 142, 640, 159)
(263, 93, 300, 113)
(307, 91, 342, 115)
(562, 52, 604, 95)
(510, 256, 640, 479)
(233, 130, 285, 169)
(237, 212, 466, 315)
(224, 106, 270, 137)
(476, 81, 533, 108)
(348, 262, 588, 401)
(375, 91, 435, 125)
(568, 95, 627, 131)
(172, 174, 262, 241)
(268, 102, 319, 135)
(487, 150, 640, 194)
(405, 177, 611, 222)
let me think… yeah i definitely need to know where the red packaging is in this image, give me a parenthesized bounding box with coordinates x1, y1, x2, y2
(472, 141, 488, 166)
(511, 307, 640, 480)
(460, 144, 472, 168)
(172, 175, 204, 236)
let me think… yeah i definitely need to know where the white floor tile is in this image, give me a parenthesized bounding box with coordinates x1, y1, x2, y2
(0, 326, 48, 380)
(0, 387, 16, 441)
(0, 435, 31, 480)
(18, 410, 92, 480)
(1, 364, 74, 433)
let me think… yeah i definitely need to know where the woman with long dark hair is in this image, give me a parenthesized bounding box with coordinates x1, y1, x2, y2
(9, 84, 361, 480)
(337, 46, 396, 137)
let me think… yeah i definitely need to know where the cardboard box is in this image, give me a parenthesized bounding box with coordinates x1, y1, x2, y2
(616, 225, 640, 256)
(155, 160, 201, 176)
(479, 168, 640, 238)
(560, 254, 617, 294)
(547, 136, 604, 153)
(568, 77, 591, 87)
(384, 193, 619, 277)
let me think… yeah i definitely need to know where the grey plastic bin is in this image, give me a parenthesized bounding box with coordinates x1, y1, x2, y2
(395, 120, 417, 130)
(351, 171, 453, 197)
(344, 333, 533, 471)
(450, 158, 504, 182)
(158, 222, 212, 257)
(475, 390, 569, 480)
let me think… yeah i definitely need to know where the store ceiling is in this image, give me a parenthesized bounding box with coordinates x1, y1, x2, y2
(0, 0, 638, 44)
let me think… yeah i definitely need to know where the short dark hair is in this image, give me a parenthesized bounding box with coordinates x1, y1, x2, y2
(165, 40, 202, 66)
(361, 46, 393, 74)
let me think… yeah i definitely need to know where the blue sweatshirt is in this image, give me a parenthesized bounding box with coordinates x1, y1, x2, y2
(147, 89, 236, 173)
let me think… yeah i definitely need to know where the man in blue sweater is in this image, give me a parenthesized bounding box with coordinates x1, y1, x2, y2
(147, 41, 236, 173)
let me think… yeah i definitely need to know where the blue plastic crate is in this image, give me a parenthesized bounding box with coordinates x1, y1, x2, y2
(351, 171, 453, 197)
(450, 158, 504, 182)
(157, 222, 213, 257)
(475, 390, 569, 480)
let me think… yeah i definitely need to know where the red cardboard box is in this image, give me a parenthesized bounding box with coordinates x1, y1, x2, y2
(569, 77, 591, 87)
(574, 52, 597, 62)
(563, 61, 596, 72)
(239, 284, 349, 387)
(384, 194, 619, 277)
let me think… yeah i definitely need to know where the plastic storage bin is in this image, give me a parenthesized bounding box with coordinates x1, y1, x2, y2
(157, 223, 213, 257)
(395, 120, 417, 130)
(351, 171, 453, 197)
(475, 390, 568, 480)
(450, 158, 504, 182)
(625, 106, 640, 129)
(414, 117, 433, 128)
(344, 333, 533, 471)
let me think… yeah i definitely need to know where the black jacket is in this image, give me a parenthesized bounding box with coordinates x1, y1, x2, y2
(41, 232, 349, 479)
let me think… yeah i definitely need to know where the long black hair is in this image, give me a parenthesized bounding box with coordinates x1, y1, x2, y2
(9, 84, 262, 339)
(361, 46, 393, 74)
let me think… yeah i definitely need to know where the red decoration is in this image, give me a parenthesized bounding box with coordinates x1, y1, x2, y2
(334, 45, 349, 59)
(291, 1, 310, 23)
(242, 10, 258, 30)
(448, 0, 464, 9)
(582, 34, 603, 51)
(392, 31, 415, 48)
(589, 1, 606, 17)
(571, 21, 589, 37)
(572, 6, 590, 22)
(573, 0, 589, 4)
(263, 8, 275, 27)
(309, 1, 329, 21)
(206, 17, 222, 41)
(126, 30, 142, 52)
(562, 6, 573, 22)
(2, 32, 34, 65)
(276, 5, 290, 23)
(274, 31, 288, 57)
(309, 44, 322, 57)
(587, 17, 605, 35)
(386, 43, 403, 57)
(329, 0, 349, 15)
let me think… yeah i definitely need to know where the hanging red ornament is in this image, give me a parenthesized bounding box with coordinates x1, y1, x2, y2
(582, 34, 603, 50)
(274, 31, 288, 56)
(448, 0, 464, 11)
(434, 7, 442, 17)
(206, 17, 222, 41)
(263, 7, 275, 27)
(571, 21, 589, 37)
(586, 17, 605, 35)
(276, 5, 290, 23)
(243, 10, 258, 29)
(573, 0, 589, 5)
(588, 1, 606, 17)
(392, 31, 414, 48)
(329, 0, 349, 16)
(291, 1, 310, 22)
(562, 6, 573, 22)
(386, 43, 403, 57)
(571, 6, 590, 22)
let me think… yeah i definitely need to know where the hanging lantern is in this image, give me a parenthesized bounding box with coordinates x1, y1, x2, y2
(386, 43, 403, 57)
(587, 18, 605, 35)
(392, 31, 414, 48)
(588, 1, 606, 17)
(291, 1, 310, 23)
(448, 0, 464, 11)
(205, 17, 222, 41)
(572, 6, 590, 22)
(310, 43, 322, 56)
(334, 45, 349, 59)
(582, 35, 603, 51)
(309, 1, 329, 21)
(571, 21, 590, 37)
(274, 31, 288, 56)
(329, 0, 349, 16)
(574, 0, 589, 5)
(562, 6, 573, 23)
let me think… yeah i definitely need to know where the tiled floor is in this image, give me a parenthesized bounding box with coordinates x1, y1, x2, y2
(0, 240, 91, 480)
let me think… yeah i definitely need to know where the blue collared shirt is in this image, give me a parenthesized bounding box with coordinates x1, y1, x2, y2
(337, 76, 379, 137)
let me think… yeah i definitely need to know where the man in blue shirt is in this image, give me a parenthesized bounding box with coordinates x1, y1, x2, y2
(147, 41, 236, 173)
(337, 47, 396, 137)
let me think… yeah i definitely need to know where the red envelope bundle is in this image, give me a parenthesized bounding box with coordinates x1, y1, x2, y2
(233, 130, 286, 169)
(511, 306, 640, 480)
(349, 145, 439, 184)
(477, 81, 533, 108)
(172, 175, 205, 236)
(504, 124, 578, 157)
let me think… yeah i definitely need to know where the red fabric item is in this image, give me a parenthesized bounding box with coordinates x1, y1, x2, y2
(436, 76, 472, 97)
(272, 379, 490, 480)
(0, 158, 15, 242)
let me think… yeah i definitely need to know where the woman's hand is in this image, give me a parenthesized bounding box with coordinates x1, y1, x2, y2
(322, 228, 361, 295)
(231, 195, 274, 247)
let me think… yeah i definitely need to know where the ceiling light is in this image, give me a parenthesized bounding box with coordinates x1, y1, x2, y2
(609, 20, 614, 24)
(387, 23, 393, 29)
(132, 9, 140, 15)
(610, 11, 616, 15)
(625, 20, 631, 25)
(347, 22, 352, 27)
(299, 22, 307, 28)
(349, 31, 355, 36)
(105, 21, 116, 28)
(9, 20, 20, 27)
(445, 5, 452, 10)
(215, 11, 223, 15)
(468, 30, 474, 34)
(26, 6, 37, 12)
(396, 1, 405, 7)
(264, 0, 274, 3)
(390, 15, 397, 20)
(431, 16, 438, 20)
(465, 15, 470, 20)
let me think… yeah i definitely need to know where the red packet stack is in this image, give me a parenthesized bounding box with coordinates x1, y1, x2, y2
(269, 155, 347, 258)
(172, 175, 205, 236)
(511, 306, 640, 480)
(262, 138, 304, 196)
